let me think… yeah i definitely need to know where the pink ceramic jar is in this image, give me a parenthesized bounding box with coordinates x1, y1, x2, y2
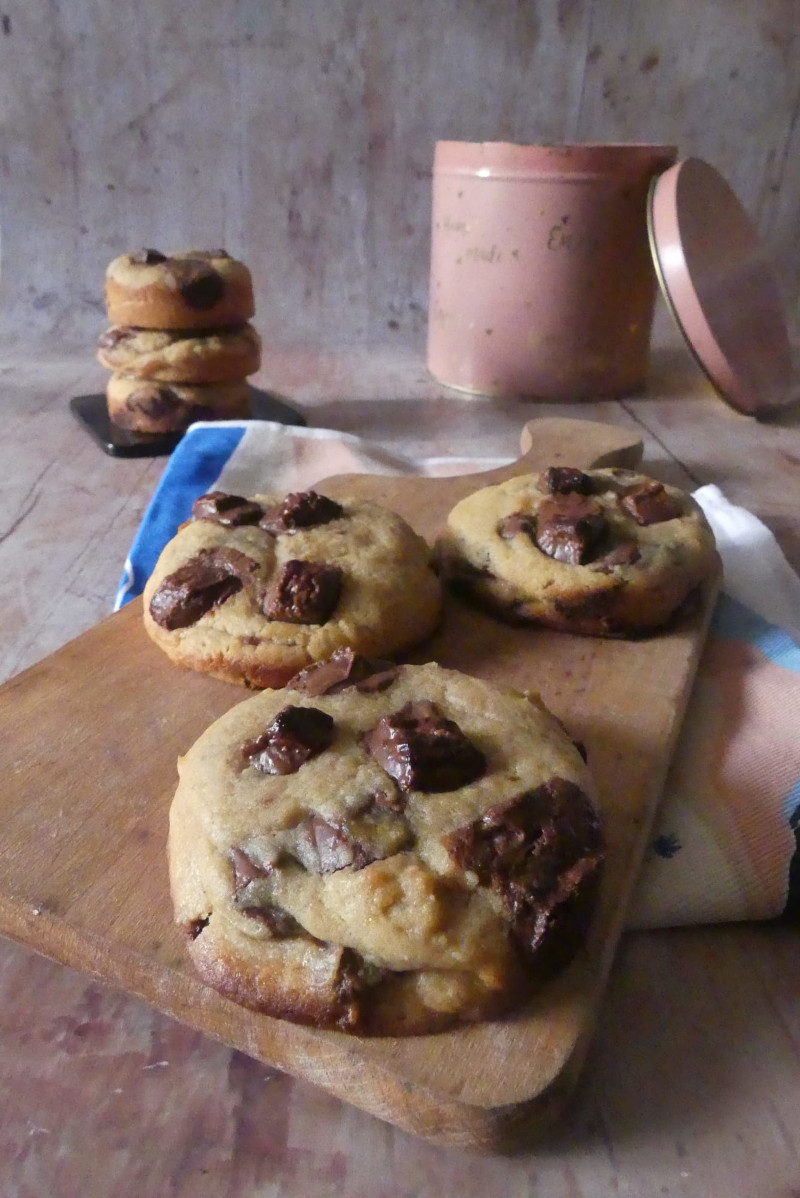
(427, 141, 677, 401)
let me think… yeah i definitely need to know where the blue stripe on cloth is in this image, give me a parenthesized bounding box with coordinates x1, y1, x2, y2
(711, 592, 800, 674)
(114, 424, 247, 609)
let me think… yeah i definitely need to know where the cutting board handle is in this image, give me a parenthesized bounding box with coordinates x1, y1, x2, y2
(518, 417, 643, 471)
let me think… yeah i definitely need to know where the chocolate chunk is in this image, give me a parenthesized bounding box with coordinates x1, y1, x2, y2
(535, 493, 607, 565)
(364, 700, 486, 793)
(619, 481, 683, 525)
(148, 546, 257, 630)
(125, 383, 183, 420)
(185, 916, 209, 940)
(129, 248, 167, 265)
(259, 490, 345, 534)
(541, 467, 594, 495)
(230, 847, 270, 889)
(286, 648, 398, 697)
(262, 560, 342, 624)
(242, 705, 334, 775)
(293, 815, 367, 873)
(368, 787, 405, 813)
(497, 511, 537, 541)
(97, 326, 134, 349)
(239, 903, 302, 937)
(165, 258, 226, 309)
(192, 490, 264, 527)
(293, 805, 412, 874)
(445, 777, 604, 968)
(331, 947, 385, 1029)
(589, 540, 642, 573)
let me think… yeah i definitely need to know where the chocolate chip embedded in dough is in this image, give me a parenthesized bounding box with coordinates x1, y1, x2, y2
(262, 560, 343, 624)
(497, 511, 537, 541)
(534, 493, 607, 565)
(192, 490, 264, 527)
(97, 326, 135, 350)
(129, 248, 167, 265)
(286, 648, 398, 697)
(541, 467, 594, 495)
(589, 540, 642, 573)
(259, 490, 345, 534)
(165, 258, 226, 310)
(230, 847, 270, 890)
(148, 546, 258, 630)
(363, 700, 486, 793)
(331, 946, 385, 1030)
(619, 481, 683, 526)
(292, 805, 413, 874)
(124, 383, 183, 420)
(239, 903, 303, 937)
(444, 777, 604, 967)
(242, 704, 334, 775)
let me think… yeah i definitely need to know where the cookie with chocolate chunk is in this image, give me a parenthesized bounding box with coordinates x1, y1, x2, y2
(168, 660, 604, 1034)
(437, 466, 719, 636)
(104, 249, 255, 330)
(97, 323, 261, 383)
(143, 489, 442, 687)
(106, 374, 252, 434)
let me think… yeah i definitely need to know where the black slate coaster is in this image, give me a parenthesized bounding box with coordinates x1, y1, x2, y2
(69, 387, 307, 458)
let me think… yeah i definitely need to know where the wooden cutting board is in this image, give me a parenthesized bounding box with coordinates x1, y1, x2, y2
(0, 418, 718, 1150)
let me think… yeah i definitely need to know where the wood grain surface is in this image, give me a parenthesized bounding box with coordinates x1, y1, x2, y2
(0, 417, 720, 1149)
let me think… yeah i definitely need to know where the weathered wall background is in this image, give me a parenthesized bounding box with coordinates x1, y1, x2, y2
(1, 0, 799, 348)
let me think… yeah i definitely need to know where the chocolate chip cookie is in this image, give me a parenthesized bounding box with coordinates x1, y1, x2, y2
(437, 466, 719, 636)
(104, 249, 255, 330)
(106, 374, 252, 434)
(168, 659, 604, 1034)
(97, 323, 261, 383)
(143, 490, 443, 687)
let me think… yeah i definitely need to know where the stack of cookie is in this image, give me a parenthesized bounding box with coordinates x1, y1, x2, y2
(98, 248, 260, 436)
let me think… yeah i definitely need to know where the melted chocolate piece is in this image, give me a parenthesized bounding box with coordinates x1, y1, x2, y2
(230, 847, 270, 889)
(286, 648, 398, 697)
(497, 511, 537, 541)
(148, 547, 257, 630)
(239, 903, 303, 937)
(445, 777, 604, 968)
(364, 700, 486, 793)
(242, 705, 334, 775)
(541, 467, 593, 495)
(589, 540, 642, 573)
(97, 326, 134, 349)
(262, 560, 342, 624)
(332, 947, 385, 1029)
(192, 490, 263, 527)
(129, 248, 167, 265)
(124, 383, 183, 420)
(259, 490, 345, 534)
(166, 258, 226, 309)
(186, 917, 209, 939)
(294, 816, 368, 873)
(293, 805, 412, 874)
(535, 493, 607, 565)
(619, 481, 683, 525)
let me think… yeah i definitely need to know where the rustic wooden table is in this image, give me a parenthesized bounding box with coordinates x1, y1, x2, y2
(1, 329, 799, 1197)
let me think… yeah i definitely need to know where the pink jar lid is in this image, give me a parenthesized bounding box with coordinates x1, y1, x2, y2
(648, 158, 793, 415)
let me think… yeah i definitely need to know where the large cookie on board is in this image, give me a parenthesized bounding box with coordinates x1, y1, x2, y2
(168, 659, 604, 1036)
